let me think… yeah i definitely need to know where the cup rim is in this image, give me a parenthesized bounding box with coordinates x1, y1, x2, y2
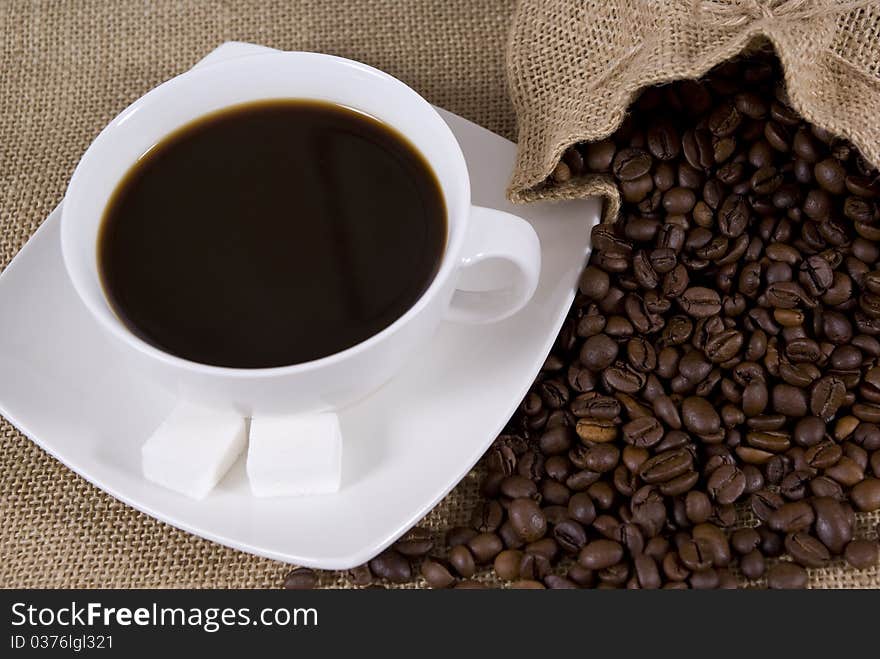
(61, 51, 470, 378)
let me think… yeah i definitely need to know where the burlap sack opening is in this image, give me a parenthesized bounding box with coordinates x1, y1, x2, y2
(506, 0, 880, 223)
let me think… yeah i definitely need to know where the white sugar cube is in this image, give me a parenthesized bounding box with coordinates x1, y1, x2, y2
(247, 413, 342, 497)
(141, 401, 247, 499)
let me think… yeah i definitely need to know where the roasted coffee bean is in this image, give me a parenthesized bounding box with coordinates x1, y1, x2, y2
(682, 396, 721, 435)
(815, 158, 846, 194)
(772, 384, 808, 417)
(633, 251, 660, 290)
(785, 531, 831, 567)
(565, 468, 601, 491)
(812, 497, 853, 554)
(647, 119, 680, 160)
(565, 490, 597, 526)
(553, 518, 588, 553)
(622, 416, 664, 447)
(395, 526, 434, 557)
(347, 564, 373, 587)
(707, 464, 746, 504)
(500, 474, 538, 500)
(853, 402, 880, 423)
(516, 549, 552, 581)
(692, 523, 731, 567)
(810, 476, 845, 500)
(629, 553, 659, 589)
(420, 557, 455, 589)
(844, 539, 879, 569)
(751, 166, 783, 195)
(538, 426, 572, 456)
(449, 548, 478, 579)
(751, 489, 784, 522)
(678, 537, 712, 571)
(517, 450, 544, 481)
(539, 378, 570, 410)
(639, 449, 693, 484)
(602, 362, 646, 393)
(759, 527, 785, 557)
(584, 140, 616, 171)
(369, 550, 412, 583)
(545, 456, 571, 482)
(793, 416, 826, 448)
(498, 520, 525, 549)
(579, 266, 611, 300)
(580, 333, 618, 371)
(731, 527, 761, 555)
(487, 443, 518, 475)
(746, 430, 791, 453)
(661, 550, 690, 582)
(679, 287, 722, 318)
(768, 500, 815, 533)
(283, 568, 318, 590)
(767, 562, 808, 589)
(681, 490, 711, 524)
(825, 456, 864, 487)
(742, 380, 769, 417)
(493, 549, 524, 580)
(810, 376, 846, 420)
(855, 422, 880, 450)
(470, 501, 503, 534)
(507, 498, 547, 543)
(705, 329, 743, 363)
(683, 128, 714, 170)
(850, 478, 880, 512)
(571, 392, 620, 419)
(578, 539, 624, 570)
(446, 526, 478, 549)
(708, 101, 741, 137)
(541, 575, 578, 589)
(541, 480, 569, 506)
(466, 533, 503, 564)
(613, 148, 653, 181)
(740, 550, 765, 580)
(581, 444, 620, 473)
(805, 441, 843, 471)
(576, 417, 618, 443)
(588, 481, 616, 511)
(521, 529, 557, 559)
(780, 469, 814, 500)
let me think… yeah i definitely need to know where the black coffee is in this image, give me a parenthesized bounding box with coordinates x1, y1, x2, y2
(99, 100, 446, 368)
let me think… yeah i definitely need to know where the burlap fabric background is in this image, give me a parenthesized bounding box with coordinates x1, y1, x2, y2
(0, 0, 877, 588)
(507, 0, 880, 223)
(0, 0, 515, 589)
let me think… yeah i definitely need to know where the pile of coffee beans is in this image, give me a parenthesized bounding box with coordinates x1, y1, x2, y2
(284, 54, 880, 590)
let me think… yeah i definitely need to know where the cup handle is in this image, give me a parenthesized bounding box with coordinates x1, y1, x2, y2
(444, 205, 541, 324)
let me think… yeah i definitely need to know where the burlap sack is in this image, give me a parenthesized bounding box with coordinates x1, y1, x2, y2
(506, 0, 880, 223)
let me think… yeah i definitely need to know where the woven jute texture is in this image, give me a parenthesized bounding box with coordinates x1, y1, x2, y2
(0, 0, 515, 589)
(507, 0, 880, 223)
(0, 0, 877, 589)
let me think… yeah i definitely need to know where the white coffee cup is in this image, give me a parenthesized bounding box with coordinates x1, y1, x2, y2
(61, 51, 541, 415)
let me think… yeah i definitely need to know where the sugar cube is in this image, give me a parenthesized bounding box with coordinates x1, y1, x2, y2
(141, 401, 247, 499)
(247, 413, 342, 497)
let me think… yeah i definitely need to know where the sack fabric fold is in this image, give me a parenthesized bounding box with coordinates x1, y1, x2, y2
(506, 0, 880, 223)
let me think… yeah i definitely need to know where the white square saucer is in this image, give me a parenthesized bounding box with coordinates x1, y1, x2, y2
(0, 42, 599, 569)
